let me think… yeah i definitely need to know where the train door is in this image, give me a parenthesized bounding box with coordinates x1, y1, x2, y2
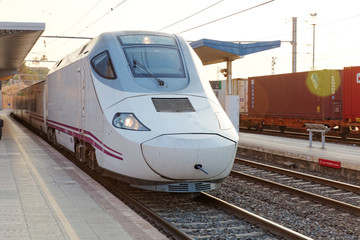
(79, 67, 86, 140)
(329, 70, 343, 120)
(331, 100, 342, 119)
(43, 80, 48, 134)
(74, 65, 86, 162)
(82, 59, 105, 169)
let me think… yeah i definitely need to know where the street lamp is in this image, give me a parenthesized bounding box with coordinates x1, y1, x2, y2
(310, 13, 318, 71)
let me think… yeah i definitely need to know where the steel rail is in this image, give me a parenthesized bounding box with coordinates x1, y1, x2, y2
(199, 192, 312, 240)
(100, 179, 193, 240)
(235, 157, 360, 194)
(230, 170, 360, 216)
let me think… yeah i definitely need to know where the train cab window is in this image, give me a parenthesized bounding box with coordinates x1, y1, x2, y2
(91, 51, 116, 79)
(119, 34, 185, 79)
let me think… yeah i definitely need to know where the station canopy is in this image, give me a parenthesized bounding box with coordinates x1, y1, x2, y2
(190, 38, 281, 65)
(0, 22, 45, 81)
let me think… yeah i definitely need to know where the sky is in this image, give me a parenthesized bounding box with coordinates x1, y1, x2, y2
(1, 0, 360, 80)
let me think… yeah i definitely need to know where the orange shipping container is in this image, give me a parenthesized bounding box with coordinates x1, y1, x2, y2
(343, 66, 360, 123)
(248, 70, 343, 120)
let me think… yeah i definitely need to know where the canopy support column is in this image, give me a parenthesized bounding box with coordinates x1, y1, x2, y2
(226, 59, 232, 95)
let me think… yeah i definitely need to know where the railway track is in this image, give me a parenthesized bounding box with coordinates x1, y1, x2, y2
(232, 159, 360, 216)
(210, 157, 360, 238)
(235, 158, 360, 194)
(67, 150, 360, 239)
(51, 140, 312, 239)
(75, 157, 311, 239)
(122, 186, 312, 240)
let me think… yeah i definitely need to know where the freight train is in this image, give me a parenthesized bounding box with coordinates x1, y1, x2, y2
(12, 31, 239, 192)
(240, 67, 360, 138)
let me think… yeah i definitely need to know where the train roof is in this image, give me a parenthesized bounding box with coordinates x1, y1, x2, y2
(49, 31, 177, 74)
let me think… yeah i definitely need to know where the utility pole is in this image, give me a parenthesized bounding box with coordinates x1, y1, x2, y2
(310, 13, 317, 71)
(291, 17, 297, 73)
(312, 24, 315, 70)
(271, 57, 277, 74)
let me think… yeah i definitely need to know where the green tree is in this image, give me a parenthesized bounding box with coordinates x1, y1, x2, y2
(15, 62, 49, 81)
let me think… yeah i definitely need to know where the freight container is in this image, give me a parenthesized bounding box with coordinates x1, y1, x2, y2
(343, 66, 360, 123)
(232, 78, 248, 113)
(248, 70, 343, 120)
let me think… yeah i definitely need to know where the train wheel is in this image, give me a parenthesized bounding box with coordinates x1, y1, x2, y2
(340, 127, 350, 139)
(279, 126, 287, 133)
(47, 129, 52, 142)
(255, 124, 263, 132)
(86, 145, 101, 173)
(39, 127, 46, 139)
(47, 128, 57, 145)
(75, 140, 85, 162)
(52, 131, 57, 145)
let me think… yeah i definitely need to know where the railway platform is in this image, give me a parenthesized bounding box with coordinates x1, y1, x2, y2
(238, 132, 360, 179)
(0, 110, 167, 240)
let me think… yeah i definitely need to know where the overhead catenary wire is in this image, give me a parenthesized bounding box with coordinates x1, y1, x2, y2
(44, 0, 101, 47)
(177, 0, 275, 34)
(158, 0, 224, 32)
(74, 0, 127, 36)
(61, 0, 102, 36)
(45, 0, 127, 59)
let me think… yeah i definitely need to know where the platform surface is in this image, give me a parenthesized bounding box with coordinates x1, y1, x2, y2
(238, 132, 360, 170)
(0, 111, 167, 240)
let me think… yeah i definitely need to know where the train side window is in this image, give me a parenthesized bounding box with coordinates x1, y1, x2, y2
(91, 51, 116, 79)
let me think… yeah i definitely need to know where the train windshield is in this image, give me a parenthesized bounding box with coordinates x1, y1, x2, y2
(119, 34, 185, 79)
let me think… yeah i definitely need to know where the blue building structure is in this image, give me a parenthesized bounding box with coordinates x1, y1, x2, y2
(190, 38, 281, 130)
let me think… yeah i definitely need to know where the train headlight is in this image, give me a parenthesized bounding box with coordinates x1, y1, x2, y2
(112, 113, 150, 131)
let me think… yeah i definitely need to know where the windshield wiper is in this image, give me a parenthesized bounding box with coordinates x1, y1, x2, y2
(132, 58, 165, 86)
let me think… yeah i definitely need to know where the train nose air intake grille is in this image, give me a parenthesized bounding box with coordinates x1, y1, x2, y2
(152, 98, 195, 112)
(168, 182, 212, 192)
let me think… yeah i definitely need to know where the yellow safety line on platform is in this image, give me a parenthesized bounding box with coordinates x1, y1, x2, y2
(11, 119, 80, 240)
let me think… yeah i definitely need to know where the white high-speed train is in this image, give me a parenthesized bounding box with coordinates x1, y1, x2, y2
(13, 31, 239, 192)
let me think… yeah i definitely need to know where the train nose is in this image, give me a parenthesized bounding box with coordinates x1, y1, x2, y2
(141, 134, 236, 180)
